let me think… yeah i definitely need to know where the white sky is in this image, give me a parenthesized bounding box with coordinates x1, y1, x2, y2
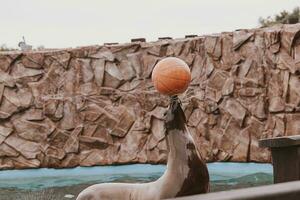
(0, 0, 299, 48)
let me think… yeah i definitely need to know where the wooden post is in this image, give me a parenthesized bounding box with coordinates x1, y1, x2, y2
(259, 135, 300, 183)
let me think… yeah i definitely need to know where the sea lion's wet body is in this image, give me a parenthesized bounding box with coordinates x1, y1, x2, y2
(77, 97, 209, 200)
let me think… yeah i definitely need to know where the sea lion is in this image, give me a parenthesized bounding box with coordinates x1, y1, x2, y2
(76, 96, 209, 200)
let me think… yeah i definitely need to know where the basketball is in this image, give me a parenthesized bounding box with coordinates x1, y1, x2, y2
(151, 57, 191, 96)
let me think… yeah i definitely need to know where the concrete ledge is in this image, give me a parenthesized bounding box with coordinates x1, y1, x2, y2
(168, 181, 300, 200)
(259, 135, 300, 148)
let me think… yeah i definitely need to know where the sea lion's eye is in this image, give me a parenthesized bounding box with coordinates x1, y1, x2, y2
(163, 111, 167, 117)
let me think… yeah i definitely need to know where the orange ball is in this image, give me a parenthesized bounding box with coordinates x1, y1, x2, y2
(152, 57, 191, 96)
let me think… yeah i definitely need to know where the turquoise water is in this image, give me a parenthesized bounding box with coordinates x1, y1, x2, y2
(0, 163, 273, 190)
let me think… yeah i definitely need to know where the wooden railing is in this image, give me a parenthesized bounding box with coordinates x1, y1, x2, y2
(167, 180, 300, 200)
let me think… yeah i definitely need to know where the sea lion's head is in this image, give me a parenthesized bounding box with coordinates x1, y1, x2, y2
(164, 96, 186, 132)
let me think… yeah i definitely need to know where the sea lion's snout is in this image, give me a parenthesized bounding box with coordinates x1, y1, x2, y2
(164, 96, 186, 132)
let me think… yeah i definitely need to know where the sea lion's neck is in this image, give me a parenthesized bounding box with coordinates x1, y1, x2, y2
(165, 124, 198, 173)
(158, 97, 209, 198)
(164, 97, 194, 169)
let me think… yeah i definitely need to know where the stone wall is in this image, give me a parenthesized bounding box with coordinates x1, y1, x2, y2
(0, 24, 300, 169)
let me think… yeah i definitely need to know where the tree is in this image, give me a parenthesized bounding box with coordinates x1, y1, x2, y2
(259, 7, 300, 27)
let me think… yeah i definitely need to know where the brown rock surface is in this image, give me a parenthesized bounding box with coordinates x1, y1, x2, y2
(0, 143, 19, 157)
(0, 125, 13, 144)
(5, 135, 41, 159)
(1, 24, 300, 169)
(222, 98, 246, 127)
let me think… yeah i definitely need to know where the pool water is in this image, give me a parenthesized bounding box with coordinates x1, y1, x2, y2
(0, 163, 273, 200)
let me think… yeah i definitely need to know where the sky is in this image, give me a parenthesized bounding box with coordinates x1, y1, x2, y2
(0, 0, 299, 49)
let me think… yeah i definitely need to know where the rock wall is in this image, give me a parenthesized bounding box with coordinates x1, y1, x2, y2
(1, 24, 300, 169)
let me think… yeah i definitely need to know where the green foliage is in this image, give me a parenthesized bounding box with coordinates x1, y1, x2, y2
(259, 7, 300, 27)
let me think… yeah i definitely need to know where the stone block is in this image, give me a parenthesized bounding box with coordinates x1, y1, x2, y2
(5, 135, 41, 159)
(222, 99, 246, 127)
